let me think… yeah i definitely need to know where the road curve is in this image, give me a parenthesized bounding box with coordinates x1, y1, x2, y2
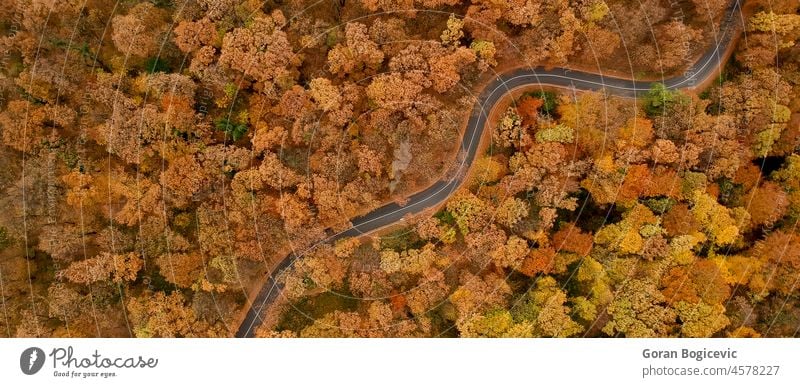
(236, 0, 743, 337)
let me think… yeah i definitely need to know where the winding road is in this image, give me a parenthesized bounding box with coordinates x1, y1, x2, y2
(236, 0, 744, 337)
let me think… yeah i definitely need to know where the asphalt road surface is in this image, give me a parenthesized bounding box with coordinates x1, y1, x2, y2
(236, 0, 743, 337)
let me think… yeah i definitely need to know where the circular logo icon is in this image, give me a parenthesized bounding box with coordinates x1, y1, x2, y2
(20, 347, 45, 375)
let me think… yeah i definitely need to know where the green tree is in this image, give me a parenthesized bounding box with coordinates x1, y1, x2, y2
(643, 83, 687, 116)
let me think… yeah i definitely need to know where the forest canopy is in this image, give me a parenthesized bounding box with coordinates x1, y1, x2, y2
(0, 0, 798, 338)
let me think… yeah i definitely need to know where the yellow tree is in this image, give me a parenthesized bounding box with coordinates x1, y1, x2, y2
(690, 190, 740, 246)
(603, 279, 676, 337)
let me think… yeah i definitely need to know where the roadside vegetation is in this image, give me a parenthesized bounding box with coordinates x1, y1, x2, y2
(0, 0, 797, 337)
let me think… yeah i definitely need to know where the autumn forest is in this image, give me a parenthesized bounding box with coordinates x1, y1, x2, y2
(0, 0, 799, 338)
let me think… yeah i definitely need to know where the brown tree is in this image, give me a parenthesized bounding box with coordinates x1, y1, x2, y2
(61, 252, 143, 285)
(218, 10, 300, 91)
(111, 3, 167, 59)
(328, 23, 385, 77)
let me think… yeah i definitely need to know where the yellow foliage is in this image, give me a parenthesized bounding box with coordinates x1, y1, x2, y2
(721, 255, 761, 286)
(675, 301, 729, 338)
(668, 234, 702, 265)
(596, 154, 616, 174)
(471, 155, 507, 187)
(617, 117, 654, 149)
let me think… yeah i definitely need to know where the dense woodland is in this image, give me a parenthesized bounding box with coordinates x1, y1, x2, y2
(0, 0, 797, 337)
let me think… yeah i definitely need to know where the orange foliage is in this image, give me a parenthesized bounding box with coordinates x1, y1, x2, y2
(617, 117, 654, 149)
(516, 96, 544, 125)
(733, 160, 763, 192)
(663, 204, 701, 237)
(646, 168, 682, 198)
(551, 223, 593, 256)
(661, 259, 731, 306)
(618, 164, 653, 202)
(746, 182, 788, 226)
(390, 291, 408, 314)
(749, 231, 800, 296)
